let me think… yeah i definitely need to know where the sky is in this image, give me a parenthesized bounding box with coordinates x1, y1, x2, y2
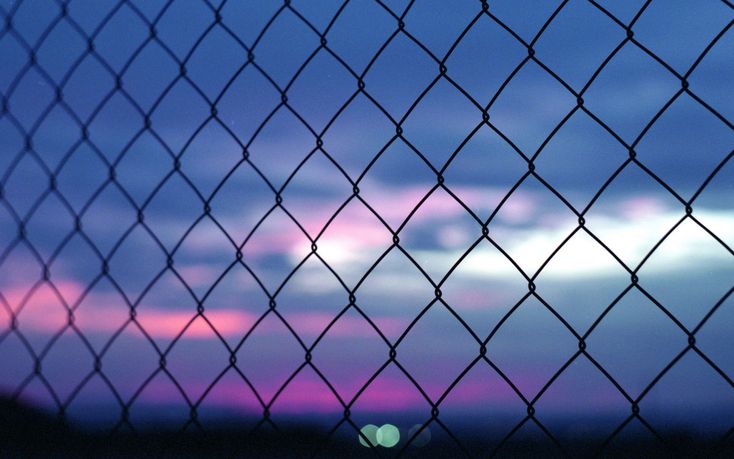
(0, 0, 733, 447)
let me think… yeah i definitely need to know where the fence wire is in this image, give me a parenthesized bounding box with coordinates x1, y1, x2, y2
(0, 0, 733, 457)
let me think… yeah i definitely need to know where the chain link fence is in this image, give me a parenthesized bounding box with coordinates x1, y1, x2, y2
(1, 0, 733, 456)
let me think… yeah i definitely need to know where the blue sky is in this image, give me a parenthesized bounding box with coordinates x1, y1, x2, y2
(0, 0, 733, 445)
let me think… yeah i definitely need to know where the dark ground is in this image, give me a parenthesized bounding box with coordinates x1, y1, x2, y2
(1, 398, 732, 458)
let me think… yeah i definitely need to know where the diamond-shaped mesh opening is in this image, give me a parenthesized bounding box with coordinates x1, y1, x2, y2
(0, 1, 732, 456)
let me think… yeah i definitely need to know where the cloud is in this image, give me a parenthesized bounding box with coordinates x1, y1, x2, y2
(132, 365, 531, 413)
(188, 185, 734, 291)
(20, 160, 730, 300)
(422, 207, 734, 280)
(1, 279, 403, 340)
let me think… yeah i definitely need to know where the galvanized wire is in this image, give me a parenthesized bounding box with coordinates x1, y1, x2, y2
(0, 0, 732, 457)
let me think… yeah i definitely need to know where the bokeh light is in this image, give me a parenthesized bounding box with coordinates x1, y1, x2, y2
(408, 423, 431, 447)
(376, 423, 400, 448)
(358, 424, 379, 447)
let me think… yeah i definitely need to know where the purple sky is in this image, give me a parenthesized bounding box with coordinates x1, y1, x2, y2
(1, 0, 733, 445)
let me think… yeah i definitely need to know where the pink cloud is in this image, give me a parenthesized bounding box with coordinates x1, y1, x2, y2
(318, 208, 390, 245)
(1, 280, 84, 310)
(251, 186, 480, 258)
(180, 219, 308, 258)
(135, 310, 256, 339)
(2, 278, 541, 415)
(0, 280, 82, 332)
(165, 184, 542, 267)
(297, 184, 541, 251)
(131, 370, 421, 413)
(132, 367, 529, 414)
(1, 280, 403, 340)
(365, 186, 466, 224)
(499, 193, 537, 224)
(617, 195, 669, 219)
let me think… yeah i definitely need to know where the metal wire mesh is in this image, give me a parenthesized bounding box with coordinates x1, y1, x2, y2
(0, 0, 733, 456)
